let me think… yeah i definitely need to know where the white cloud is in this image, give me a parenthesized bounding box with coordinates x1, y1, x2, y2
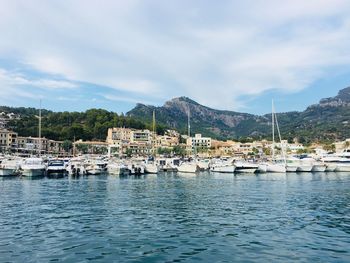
(0, 68, 78, 90)
(0, 0, 350, 110)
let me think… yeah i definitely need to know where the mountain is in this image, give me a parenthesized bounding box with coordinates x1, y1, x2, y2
(127, 87, 350, 143)
(127, 97, 270, 140)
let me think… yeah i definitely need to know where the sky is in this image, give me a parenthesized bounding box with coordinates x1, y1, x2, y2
(0, 0, 350, 114)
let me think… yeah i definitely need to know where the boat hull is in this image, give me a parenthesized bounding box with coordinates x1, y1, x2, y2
(297, 165, 313, 172)
(266, 163, 286, 173)
(286, 165, 298, 172)
(335, 164, 350, 172)
(22, 168, 45, 177)
(325, 164, 336, 172)
(144, 164, 159, 174)
(210, 165, 235, 173)
(311, 165, 326, 172)
(177, 164, 199, 173)
(235, 168, 257, 173)
(0, 168, 16, 176)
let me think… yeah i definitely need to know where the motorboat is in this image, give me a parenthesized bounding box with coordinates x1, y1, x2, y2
(234, 161, 258, 173)
(197, 159, 210, 171)
(127, 163, 145, 175)
(46, 160, 68, 177)
(144, 162, 159, 174)
(108, 162, 130, 176)
(21, 158, 46, 177)
(0, 158, 21, 176)
(296, 157, 313, 172)
(210, 159, 235, 173)
(266, 162, 286, 173)
(177, 162, 199, 173)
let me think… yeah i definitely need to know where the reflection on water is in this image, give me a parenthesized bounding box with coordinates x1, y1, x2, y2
(0, 172, 349, 262)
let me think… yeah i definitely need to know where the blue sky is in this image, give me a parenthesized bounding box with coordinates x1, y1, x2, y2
(0, 0, 350, 114)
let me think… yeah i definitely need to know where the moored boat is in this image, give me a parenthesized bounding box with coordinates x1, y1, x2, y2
(21, 158, 46, 177)
(46, 160, 68, 177)
(234, 161, 258, 173)
(177, 162, 199, 173)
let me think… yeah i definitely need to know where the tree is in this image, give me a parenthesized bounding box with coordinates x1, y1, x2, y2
(173, 145, 186, 156)
(62, 140, 73, 153)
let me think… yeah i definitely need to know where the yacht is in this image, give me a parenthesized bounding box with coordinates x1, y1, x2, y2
(334, 158, 350, 172)
(321, 155, 338, 172)
(21, 158, 46, 177)
(144, 162, 159, 174)
(108, 162, 129, 176)
(234, 160, 258, 173)
(67, 158, 86, 176)
(296, 156, 313, 172)
(197, 159, 210, 171)
(127, 163, 145, 175)
(177, 162, 200, 173)
(266, 161, 286, 173)
(334, 149, 350, 172)
(210, 159, 235, 173)
(46, 160, 68, 177)
(0, 158, 21, 176)
(85, 164, 103, 175)
(311, 161, 326, 172)
(285, 157, 299, 172)
(157, 158, 180, 172)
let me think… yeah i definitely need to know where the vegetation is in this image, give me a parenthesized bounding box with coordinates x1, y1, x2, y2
(6, 108, 148, 142)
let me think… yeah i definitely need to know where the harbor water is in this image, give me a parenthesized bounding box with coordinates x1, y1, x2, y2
(0, 172, 349, 262)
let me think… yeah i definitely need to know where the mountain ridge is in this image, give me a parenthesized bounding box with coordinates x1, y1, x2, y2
(127, 87, 350, 142)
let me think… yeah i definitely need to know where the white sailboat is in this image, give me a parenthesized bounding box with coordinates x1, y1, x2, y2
(266, 100, 286, 173)
(177, 106, 199, 174)
(145, 110, 159, 174)
(22, 101, 46, 177)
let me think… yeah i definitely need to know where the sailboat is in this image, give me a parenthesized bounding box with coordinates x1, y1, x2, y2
(265, 100, 286, 173)
(177, 106, 199, 173)
(144, 110, 159, 174)
(22, 100, 46, 177)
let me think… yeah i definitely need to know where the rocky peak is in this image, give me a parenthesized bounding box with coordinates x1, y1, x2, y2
(315, 87, 350, 108)
(163, 97, 201, 114)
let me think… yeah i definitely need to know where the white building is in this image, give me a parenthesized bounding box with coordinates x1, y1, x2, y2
(187, 134, 211, 151)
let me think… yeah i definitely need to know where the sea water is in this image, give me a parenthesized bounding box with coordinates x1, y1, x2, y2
(0, 172, 349, 262)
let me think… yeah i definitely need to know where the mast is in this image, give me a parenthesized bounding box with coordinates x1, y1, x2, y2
(152, 110, 156, 156)
(39, 99, 42, 157)
(187, 106, 192, 157)
(274, 105, 286, 164)
(187, 106, 190, 138)
(272, 99, 275, 159)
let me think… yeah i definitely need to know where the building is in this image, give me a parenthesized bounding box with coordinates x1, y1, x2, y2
(17, 136, 64, 154)
(74, 139, 108, 154)
(187, 134, 211, 151)
(106, 128, 132, 144)
(130, 130, 152, 144)
(155, 130, 180, 149)
(0, 129, 18, 150)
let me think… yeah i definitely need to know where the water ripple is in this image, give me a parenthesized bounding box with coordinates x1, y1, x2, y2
(0, 172, 349, 262)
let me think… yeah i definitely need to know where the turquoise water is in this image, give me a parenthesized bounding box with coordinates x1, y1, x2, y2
(0, 172, 349, 262)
